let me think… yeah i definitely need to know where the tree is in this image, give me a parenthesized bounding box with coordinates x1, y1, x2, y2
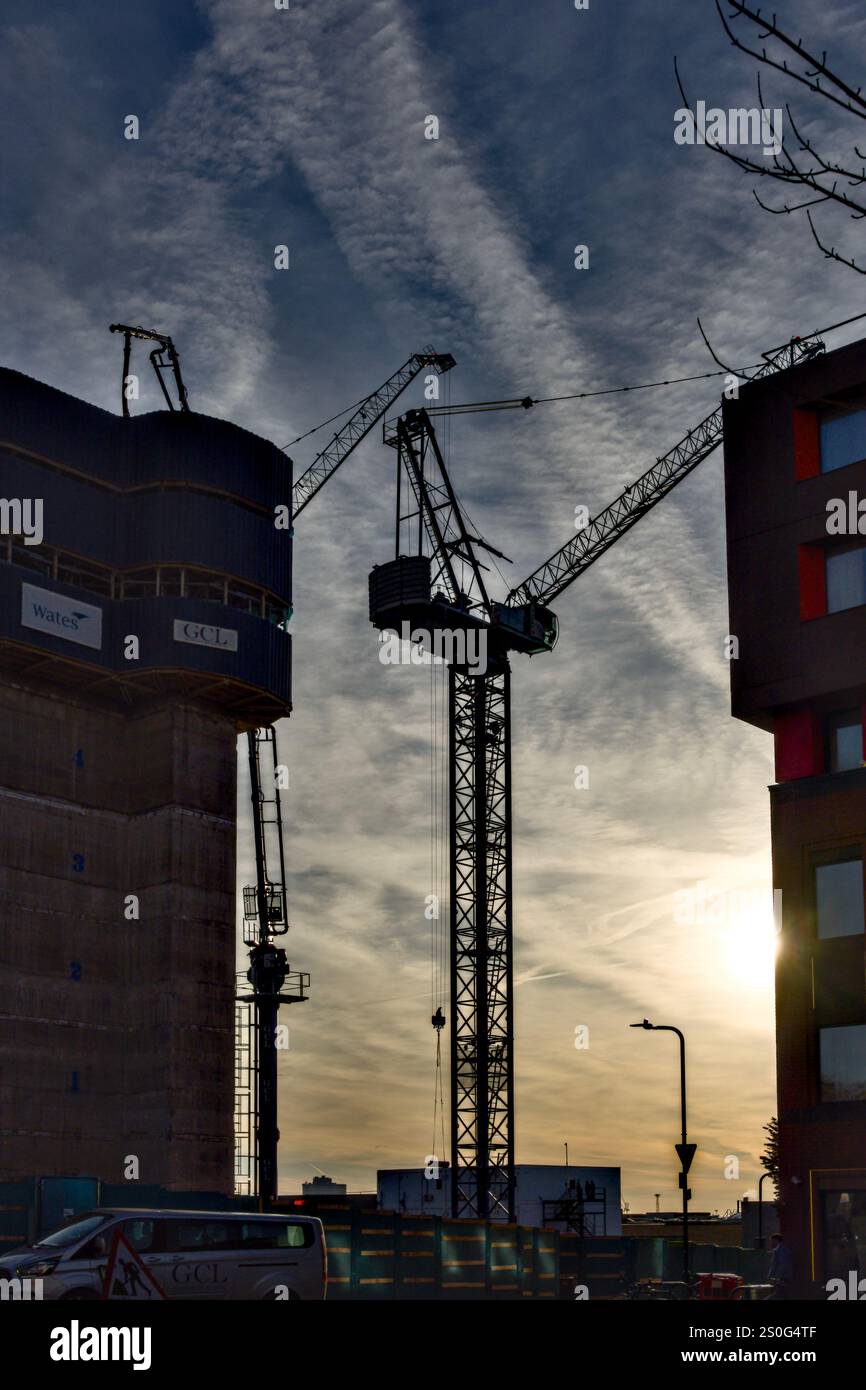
(760, 1115, 780, 1190)
(677, 1, 866, 274)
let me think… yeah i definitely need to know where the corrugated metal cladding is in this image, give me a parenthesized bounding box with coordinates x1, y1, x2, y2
(0, 368, 291, 589)
(0, 366, 292, 711)
(0, 368, 289, 506)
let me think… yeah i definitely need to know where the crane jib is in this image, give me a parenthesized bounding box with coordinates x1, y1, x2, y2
(508, 332, 825, 610)
(291, 350, 455, 518)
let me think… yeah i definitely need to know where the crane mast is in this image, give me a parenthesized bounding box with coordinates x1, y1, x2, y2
(369, 328, 826, 1222)
(378, 410, 515, 1218)
(263, 328, 825, 1222)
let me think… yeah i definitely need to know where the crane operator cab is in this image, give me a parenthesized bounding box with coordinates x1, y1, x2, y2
(490, 601, 559, 657)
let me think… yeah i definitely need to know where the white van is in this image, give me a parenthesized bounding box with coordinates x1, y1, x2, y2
(0, 1208, 326, 1301)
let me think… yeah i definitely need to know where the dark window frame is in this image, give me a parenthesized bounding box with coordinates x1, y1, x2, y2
(813, 852, 865, 942)
(826, 540, 866, 615)
(826, 709, 864, 774)
(820, 403, 866, 475)
(819, 1023, 866, 1103)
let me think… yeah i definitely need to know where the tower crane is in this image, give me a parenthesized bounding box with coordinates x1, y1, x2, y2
(367, 330, 826, 1222)
(239, 347, 456, 1202)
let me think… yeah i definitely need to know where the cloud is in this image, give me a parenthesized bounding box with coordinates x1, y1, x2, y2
(2, 0, 864, 1211)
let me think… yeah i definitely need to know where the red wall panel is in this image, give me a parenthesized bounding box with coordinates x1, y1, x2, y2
(798, 544, 827, 621)
(793, 408, 820, 480)
(774, 708, 823, 781)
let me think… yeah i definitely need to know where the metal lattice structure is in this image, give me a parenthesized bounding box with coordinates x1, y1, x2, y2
(450, 667, 515, 1220)
(509, 335, 825, 608)
(292, 350, 455, 518)
(239, 350, 453, 1203)
(368, 334, 828, 1223)
(238, 726, 309, 1202)
(308, 330, 831, 1226)
(395, 411, 493, 614)
(234, 993, 258, 1196)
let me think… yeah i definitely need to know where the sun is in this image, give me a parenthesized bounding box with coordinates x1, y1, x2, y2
(722, 896, 779, 990)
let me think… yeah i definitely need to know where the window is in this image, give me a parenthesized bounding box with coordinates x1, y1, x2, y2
(816, 859, 864, 939)
(827, 711, 863, 772)
(122, 1219, 157, 1253)
(821, 407, 866, 473)
(236, 1220, 312, 1250)
(160, 1218, 311, 1252)
(33, 1213, 108, 1250)
(826, 544, 866, 613)
(164, 1219, 234, 1253)
(823, 1191, 866, 1282)
(820, 1024, 866, 1102)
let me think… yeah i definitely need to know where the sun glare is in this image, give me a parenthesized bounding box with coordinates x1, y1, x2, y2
(723, 899, 779, 990)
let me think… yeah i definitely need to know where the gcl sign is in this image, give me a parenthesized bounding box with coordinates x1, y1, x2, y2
(173, 619, 238, 652)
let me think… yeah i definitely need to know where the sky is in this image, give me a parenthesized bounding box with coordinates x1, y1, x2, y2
(2, 0, 866, 1215)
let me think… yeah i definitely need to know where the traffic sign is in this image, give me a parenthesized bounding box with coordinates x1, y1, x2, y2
(675, 1142, 697, 1172)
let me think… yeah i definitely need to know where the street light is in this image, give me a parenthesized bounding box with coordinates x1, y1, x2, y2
(630, 1018, 694, 1287)
(757, 1169, 774, 1249)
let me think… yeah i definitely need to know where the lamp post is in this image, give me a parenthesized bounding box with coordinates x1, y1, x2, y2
(631, 1018, 694, 1287)
(757, 1170, 772, 1249)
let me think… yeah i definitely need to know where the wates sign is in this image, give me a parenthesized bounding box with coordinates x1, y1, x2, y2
(20, 583, 102, 650)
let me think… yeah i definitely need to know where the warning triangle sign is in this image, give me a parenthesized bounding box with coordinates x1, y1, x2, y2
(675, 1142, 697, 1173)
(101, 1228, 168, 1301)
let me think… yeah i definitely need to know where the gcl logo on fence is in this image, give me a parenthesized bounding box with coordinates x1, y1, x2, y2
(20, 583, 102, 651)
(173, 619, 238, 652)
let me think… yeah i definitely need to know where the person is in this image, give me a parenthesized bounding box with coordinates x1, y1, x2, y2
(765, 1232, 793, 1299)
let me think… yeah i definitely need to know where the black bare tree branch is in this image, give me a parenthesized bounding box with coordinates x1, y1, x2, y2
(674, 59, 866, 218)
(675, 4, 866, 273)
(808, 209, 866, 275)
(716, 0, 866, 121)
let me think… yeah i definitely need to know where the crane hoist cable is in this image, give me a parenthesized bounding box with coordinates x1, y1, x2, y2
(411, 308, 866, 422)
(280, 392, 372, 449)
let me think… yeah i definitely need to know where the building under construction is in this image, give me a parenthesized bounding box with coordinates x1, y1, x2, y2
(4, 321, 866, 1296)
(0, 364, 292, 1191)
